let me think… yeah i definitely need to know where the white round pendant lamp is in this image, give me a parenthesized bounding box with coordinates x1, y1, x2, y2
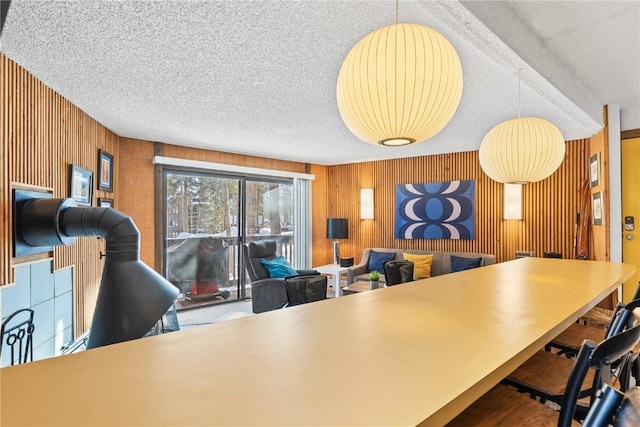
(336, 23, 463, 146)
(479, 117, 566, 184)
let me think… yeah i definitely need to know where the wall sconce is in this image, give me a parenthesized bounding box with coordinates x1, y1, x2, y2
(360, 188, 374, 219)
(504, 183, 523, 220)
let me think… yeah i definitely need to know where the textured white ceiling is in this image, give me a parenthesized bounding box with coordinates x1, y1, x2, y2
(461, 0, 640, 114)
(0, 0, 636, 166)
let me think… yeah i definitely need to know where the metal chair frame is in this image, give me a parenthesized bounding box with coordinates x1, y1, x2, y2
(1, 308, 35, 366)
(583, 384, 640, 427)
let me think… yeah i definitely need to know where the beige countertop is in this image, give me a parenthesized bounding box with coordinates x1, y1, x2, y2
(1, 257, 635, 426)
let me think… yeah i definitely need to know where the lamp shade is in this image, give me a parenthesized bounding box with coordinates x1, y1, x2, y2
(360, 188, 374, 219)
(503, 183, 523, 220)
(336, 23, 463, 146)
(326, 218, 348, 239)
(479, 117, 566, 184)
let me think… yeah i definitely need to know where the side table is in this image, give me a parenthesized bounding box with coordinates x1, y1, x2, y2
(313, 264, 350, 298)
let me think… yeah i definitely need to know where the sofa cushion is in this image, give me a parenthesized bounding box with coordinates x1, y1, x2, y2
(245, 240, 281, 281)
(347, 248, 495, 285)
(260, 256, 298, 278)
(403, 253, 434, 279)
(450, 255, 483, 272)
(369, 250, 397, 273)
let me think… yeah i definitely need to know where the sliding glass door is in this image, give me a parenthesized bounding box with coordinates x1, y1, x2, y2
(244, 178, 295, 266)
(163, 170, 293, 309)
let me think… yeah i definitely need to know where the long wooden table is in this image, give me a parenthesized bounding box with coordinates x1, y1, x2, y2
(1, 258, 636, 426)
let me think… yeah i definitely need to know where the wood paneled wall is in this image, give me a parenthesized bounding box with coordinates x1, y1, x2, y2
(1, 54, 120, 335)
(325, 141, 590, 264)
(590, 112, 610, 261)
(116, 139, 157, 267)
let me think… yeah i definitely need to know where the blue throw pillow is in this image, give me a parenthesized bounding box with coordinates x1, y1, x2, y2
(450, 255, 483, 272)
(260, 256, 298, 278)
(368, 251, 396, 273)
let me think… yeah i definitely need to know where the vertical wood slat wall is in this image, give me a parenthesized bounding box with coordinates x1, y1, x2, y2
(326, 141, 589, 264)
(1, 54, 119, 335)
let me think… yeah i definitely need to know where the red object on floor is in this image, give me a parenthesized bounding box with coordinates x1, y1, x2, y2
(191, 281, 220, 295)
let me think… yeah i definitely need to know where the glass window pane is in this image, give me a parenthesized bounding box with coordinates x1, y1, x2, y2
(245, 179, 294, 265)
(165, 172, 240, 308)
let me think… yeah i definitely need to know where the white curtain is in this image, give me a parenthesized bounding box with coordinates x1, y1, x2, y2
(293, 178, 312, 269)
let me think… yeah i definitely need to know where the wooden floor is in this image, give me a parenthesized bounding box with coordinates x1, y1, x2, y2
(175, 282, 345, 328)
(176, 299, 253, 328)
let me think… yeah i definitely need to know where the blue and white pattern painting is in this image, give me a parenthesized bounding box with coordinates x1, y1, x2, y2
(395, 180, 475, 239)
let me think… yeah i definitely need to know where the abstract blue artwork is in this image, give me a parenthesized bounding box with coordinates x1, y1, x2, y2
(395, 180, 475, 239)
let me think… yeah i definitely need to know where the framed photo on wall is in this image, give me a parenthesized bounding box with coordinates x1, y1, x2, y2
(590, 152, 600, 187)
(592, 191, 604, 226)
(98, 198, 114, 208)
(69, 165, 93, 206)
(98, 149, 114, 191)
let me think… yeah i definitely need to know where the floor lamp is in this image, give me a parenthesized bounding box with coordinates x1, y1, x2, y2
(326, 218, 348, 265)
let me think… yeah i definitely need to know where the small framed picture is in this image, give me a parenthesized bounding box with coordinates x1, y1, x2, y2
(98, 198, 114, 208)
(69, 165, 93, 206)
(592, 191, 604, 226)
(590, 152, 600, 187)
(98, 149, 114, 191)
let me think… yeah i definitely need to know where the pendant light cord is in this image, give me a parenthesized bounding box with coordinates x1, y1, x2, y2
(395, 0, 399, 24)
(433, 0, 524, 117)
(518, 68, 521, 119)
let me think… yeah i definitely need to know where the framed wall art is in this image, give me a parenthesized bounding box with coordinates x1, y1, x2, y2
(590, 152, 600, 187)
(69, 165, 93, 206)
(98, 198, 114, 208)
(98, 149, 114, 191)
(592, 191, 604, 226)
(395, 180, 476, 240)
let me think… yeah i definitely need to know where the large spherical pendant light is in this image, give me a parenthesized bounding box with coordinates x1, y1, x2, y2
(478, 117, 566, 184)
(336, 23, 463, 146)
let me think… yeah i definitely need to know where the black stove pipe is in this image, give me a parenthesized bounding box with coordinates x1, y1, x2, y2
(16, 197, 178, 349)
(0, 1, 11, 37)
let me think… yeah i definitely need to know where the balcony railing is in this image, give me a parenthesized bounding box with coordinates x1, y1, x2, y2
(166, 234, 294, 308)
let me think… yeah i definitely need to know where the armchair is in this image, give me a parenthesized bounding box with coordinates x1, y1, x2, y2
(243, 240, 318, 313)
